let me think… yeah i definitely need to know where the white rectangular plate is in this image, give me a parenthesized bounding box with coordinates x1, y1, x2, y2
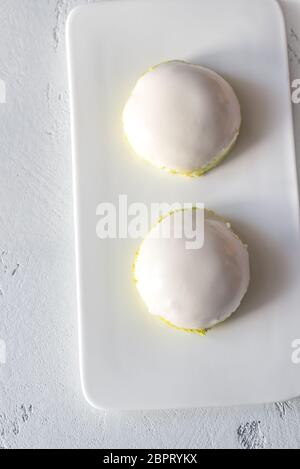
(67, 0, 300, 409)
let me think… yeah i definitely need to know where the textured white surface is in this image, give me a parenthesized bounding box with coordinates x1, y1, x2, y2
(0, 0, 300, 449)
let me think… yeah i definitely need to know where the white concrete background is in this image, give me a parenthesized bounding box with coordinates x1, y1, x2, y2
(0, 0, 300, 450)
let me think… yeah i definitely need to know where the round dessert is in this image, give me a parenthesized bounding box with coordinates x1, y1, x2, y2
(123, 61, 241, 176)
(133, 209, 250, 333)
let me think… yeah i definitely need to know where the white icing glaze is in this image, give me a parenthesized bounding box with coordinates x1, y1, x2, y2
(134, 210, 250, 330)
(123, 61, 241, 174)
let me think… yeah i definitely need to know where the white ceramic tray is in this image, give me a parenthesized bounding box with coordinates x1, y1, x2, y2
(67, 0, 300, 409)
